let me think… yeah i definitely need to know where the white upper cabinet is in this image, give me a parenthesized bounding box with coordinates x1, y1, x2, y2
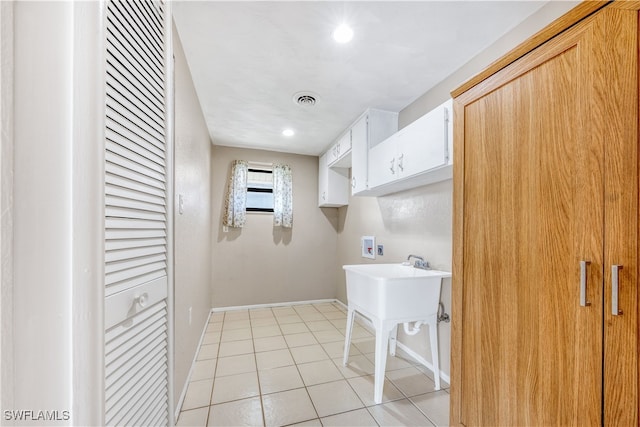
(328, 130, 352, 168)
(397, 101, 448, 177)
(368, 133, 398, 189)
(318, 151, 349, 207)
(367, 99, 453, 196)
(319, 108, 398, 204)
(345, 109, 398, 195)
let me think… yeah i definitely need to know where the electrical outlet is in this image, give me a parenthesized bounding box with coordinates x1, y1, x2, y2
(188, 307, 192, 325)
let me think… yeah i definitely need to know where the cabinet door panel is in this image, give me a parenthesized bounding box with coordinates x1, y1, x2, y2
(396, 104, 447, 178)
(368, 135, 397, 189)
(600, 9, 638, 426)
(453, 13, 609, 426)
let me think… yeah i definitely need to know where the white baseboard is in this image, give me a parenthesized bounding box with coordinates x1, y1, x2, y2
(211, 298, 339, 313)
(174, 309, 213, 422)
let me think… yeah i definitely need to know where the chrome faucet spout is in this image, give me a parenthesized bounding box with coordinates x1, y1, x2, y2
(406, 254, 430, 270)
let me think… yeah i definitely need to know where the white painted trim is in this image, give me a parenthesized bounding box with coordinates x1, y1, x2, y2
(165, 2, 176, 425)
(211, 298, 338, 312)
(333, 299, 347, 310)
(174, 310, 212, 421)
(71, 1, 107, 424)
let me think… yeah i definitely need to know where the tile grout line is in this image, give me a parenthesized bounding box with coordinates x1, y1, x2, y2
(287, 305, 323, 425)
(184, 302, 442, 426)
(249, 307, 268, 427)
(204, 310, 225, 427)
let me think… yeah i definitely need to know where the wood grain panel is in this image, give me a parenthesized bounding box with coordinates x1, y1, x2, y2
(599, 9, 639, 426)
(450, 7, 640, 425)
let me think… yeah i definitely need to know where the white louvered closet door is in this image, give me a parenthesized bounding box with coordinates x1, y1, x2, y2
(104, 0, 173, 425)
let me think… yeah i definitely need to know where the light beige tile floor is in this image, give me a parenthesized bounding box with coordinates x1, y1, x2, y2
(177, 302, 449, 427)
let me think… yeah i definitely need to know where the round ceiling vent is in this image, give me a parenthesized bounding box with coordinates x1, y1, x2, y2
(293, 91, 319, 107)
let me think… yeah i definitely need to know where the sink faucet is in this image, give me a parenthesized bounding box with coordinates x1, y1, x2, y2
(407, 254, 430, 270)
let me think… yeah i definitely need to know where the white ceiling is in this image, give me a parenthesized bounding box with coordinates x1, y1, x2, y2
(173, 1, 549, 156)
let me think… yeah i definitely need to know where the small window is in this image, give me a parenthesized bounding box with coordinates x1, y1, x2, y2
(246, 167, 274, 213)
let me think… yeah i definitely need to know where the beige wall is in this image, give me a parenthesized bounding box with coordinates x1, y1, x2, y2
(173, 24, 213, 408)
(1, 0, 14, 414)
(336, 0, 579, 380)
(210, 145, 338, 308)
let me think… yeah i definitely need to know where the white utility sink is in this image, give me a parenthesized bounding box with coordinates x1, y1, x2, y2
(342, 263, 451, 404)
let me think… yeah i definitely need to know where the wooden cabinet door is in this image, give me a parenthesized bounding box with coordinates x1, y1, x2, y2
(601, 8, 638, 426)
(451, 8, 637, 426)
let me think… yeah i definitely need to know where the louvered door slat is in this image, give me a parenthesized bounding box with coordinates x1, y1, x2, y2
(106, 261, 165, 288)
(106, 73, 164, 127)
(105, 24, 164, 100)
(107, 139, 164, 176)
(124, 371, 167, 424)
(106, 56, 164, 116)
(106, 205, 166, 222)
(112, 0, 164, 71)
(143, 399, 168, 427)
(106, 270, 165, 297)
(106, 151, 165, 184)
(106, 92, 164, 143)
(105, 164, 165, 193)
(106, 180, 165, 206)
(106, 252, 165, 274)
(106, 227, 166, 240)
(134, 385, 168, 426)
(104, 0, 170, 425)
(125, 1, 164, 51)
(106, 195, 165, 215)
(106, 245, 166, 264)
(106, 174, 165, 198)
(106, 125, 165, 165)
(106, 88, 165, 139)
(106, 237, 166, 251)
(106, 218, 165, 231)
(107, 337, 166, 397)
(107, 356, 167, 424)
(105, 301, 165, 349)
(107, 107, 165, 152)
(138, 1, 164, 40)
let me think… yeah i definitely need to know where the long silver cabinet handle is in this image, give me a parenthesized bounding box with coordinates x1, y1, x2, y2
(612, 265, 623, 315)
(580, 260, 591, 307)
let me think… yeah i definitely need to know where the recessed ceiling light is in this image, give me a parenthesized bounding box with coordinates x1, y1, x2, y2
(282, 129, 295, 137)
(333, 24, 353, 44)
